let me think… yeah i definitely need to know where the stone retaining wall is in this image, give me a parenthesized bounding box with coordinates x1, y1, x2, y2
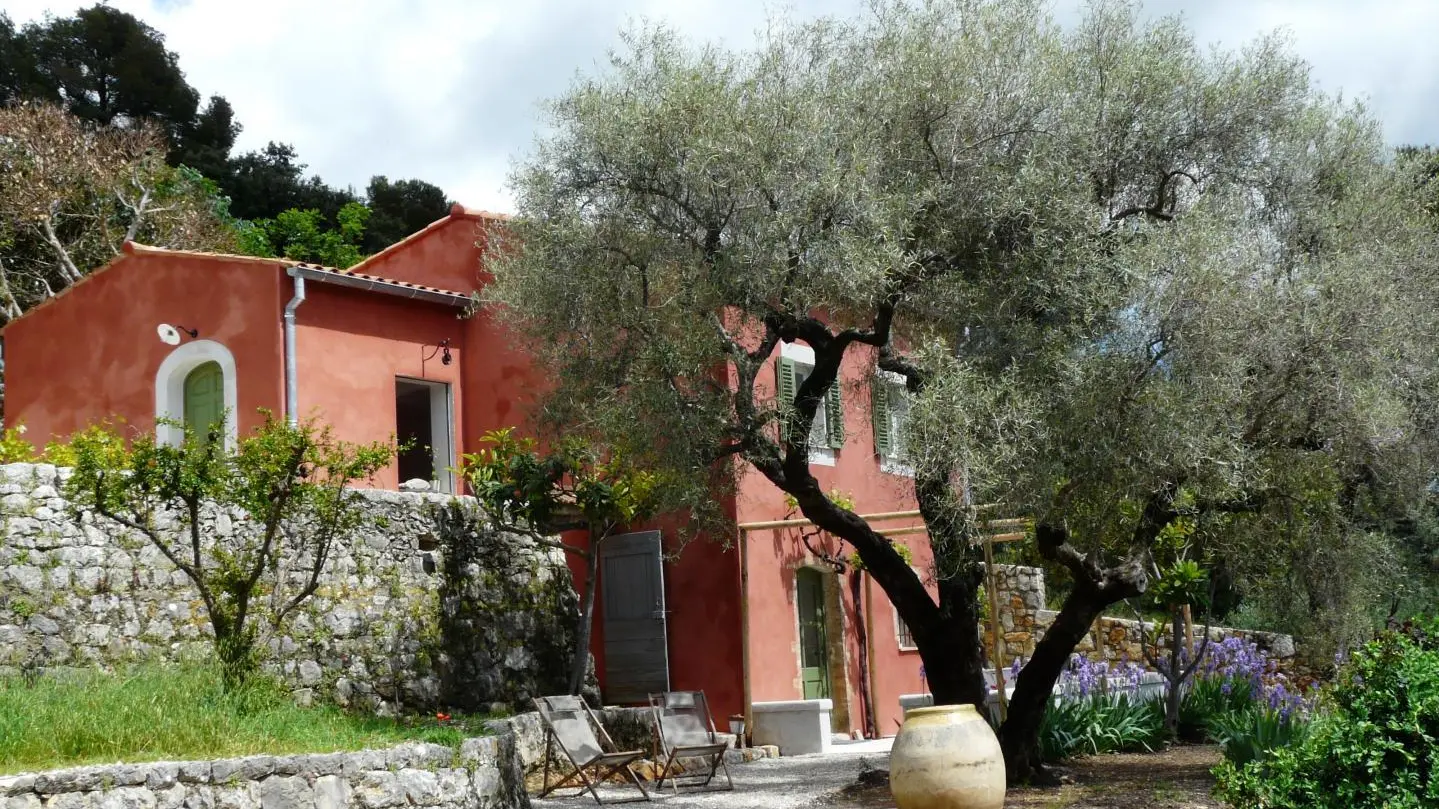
(0, 463, 581, 712)
(0, 737, 524, 809)
(983, 563, 1298, 670)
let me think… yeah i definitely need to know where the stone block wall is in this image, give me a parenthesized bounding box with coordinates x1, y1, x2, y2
(983, 564, 1045, 661)
(0, 463, 581, 712)
(1066, 614, 1297, 665)
(0, 737, 524, 809)
(982, 563, 1298, 671)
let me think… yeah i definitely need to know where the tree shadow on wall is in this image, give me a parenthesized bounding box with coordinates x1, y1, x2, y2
(430, 500, 582, 711)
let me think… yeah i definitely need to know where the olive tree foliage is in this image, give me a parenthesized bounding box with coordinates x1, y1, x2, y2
(462, 428, 672, 697)
(487, 0, 1439, 781)
(0, 103, 237, 323)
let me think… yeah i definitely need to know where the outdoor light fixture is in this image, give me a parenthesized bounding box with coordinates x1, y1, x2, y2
(421, 338, 453, 371)
(156, 323, 199, 346)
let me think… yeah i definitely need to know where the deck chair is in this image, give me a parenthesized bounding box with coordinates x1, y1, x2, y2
(648, 691, 733, 792)
(534, 695, 651, 804)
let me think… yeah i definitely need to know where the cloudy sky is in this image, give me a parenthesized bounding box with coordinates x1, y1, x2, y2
(9, 0, 1438, 211)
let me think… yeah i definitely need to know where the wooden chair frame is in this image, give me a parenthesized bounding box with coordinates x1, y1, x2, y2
(647, 690, 733, 793)
(534, 696, 651, 804)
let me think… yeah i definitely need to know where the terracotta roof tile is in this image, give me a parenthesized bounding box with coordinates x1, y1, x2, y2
(290, 262, 470, 300)
(3, 212, 496, 330)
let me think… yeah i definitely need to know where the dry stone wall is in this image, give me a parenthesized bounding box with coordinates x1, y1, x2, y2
(0, 463, 581, 712)
(0, 737, 524, 809)
(983, 563, 1298, 670)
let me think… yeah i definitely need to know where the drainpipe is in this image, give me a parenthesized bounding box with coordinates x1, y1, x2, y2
(283, 269, 306, 426)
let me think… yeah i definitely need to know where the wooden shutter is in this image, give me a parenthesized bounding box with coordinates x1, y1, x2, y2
(825, 382, 844, 448)
(872, 377, 892, 456)
(776, 356, 797, 442)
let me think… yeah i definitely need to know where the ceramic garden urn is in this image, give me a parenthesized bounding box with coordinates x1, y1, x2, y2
(889, 704, 1006, 809)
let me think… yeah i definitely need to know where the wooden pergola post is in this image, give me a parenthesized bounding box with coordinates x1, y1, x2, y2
(984, 534, 1008, 722)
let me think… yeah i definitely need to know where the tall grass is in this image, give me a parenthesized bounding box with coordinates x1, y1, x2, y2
(0, 664, 492, 774)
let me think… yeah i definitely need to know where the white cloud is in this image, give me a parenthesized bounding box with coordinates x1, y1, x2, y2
(8, 0, 1438, 212)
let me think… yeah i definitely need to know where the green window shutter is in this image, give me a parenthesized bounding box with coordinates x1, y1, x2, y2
(776, 356, 797, 443)
(872, 378, 892, 456)
(183, 361, 224, 445)
(825, 381, 844, 448)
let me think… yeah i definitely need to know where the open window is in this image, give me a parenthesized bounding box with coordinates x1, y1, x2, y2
(776, 343, 844, 466)
(395, 378, 454, 493)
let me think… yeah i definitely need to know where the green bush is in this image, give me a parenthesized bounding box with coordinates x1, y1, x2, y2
(1039, 693, 1166, 760)
(1215, 618, 1439, 808)
(1208, 706, 1310, 767)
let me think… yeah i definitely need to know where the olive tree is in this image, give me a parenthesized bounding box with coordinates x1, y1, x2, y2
(487, 0, 1439, 782)
(65, 414, 392, 687)
(0, 103, 238, 323)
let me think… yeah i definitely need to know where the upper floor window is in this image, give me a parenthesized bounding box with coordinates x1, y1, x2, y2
(776, 342, 843, 466)
(873, 370, 913, 475)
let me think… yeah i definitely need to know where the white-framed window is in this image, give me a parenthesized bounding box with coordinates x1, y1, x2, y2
(776, 342, 843, 466)
(873, 370, 913, 476)
(894, 564, 924, 650)
(155, 339, 239, 449)
(895, 609, 917, 650)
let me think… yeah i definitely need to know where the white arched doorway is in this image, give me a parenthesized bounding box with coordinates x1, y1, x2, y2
(155, 339, 239, 448)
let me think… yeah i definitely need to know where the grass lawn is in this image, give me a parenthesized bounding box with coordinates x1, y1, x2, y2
(0, 664, 496, 775)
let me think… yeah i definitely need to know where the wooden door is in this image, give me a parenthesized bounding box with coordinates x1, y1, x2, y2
(796, 567, 830, 700)
(183, 361, 224, 443)
(601, 531, 670, 703)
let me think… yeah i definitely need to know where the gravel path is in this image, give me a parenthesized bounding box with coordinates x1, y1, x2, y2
(530, 748, 891, 809)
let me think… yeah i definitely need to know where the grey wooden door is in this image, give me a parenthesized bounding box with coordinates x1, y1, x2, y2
(600, 531, 670, 703)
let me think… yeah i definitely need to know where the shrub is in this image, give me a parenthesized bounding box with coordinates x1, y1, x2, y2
(65, 414, 391, 688)
(1180, 675, 1257, 739)
(1180, 636, 1312, 741)
(1039, 692, 1166, 760)
(1208, 706, 1310, 767)
(1214, 618, 1439, 808)
(0, 425, 34, 464)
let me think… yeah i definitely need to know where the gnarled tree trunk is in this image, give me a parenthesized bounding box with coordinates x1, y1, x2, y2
(997, 520, 1152, 785)
(998, 583, 1111, 782)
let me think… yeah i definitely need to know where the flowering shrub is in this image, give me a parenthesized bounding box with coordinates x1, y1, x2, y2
(1208, 705, 1310, 768)
(1038, 639, 1315, 762)
(1214, 618, 1439, 808)
(1182, 636, 1313, 742)
(1055, 654, 1147, 699)
(1039, 691, 1165, 760)
(0, 425, 34, 464)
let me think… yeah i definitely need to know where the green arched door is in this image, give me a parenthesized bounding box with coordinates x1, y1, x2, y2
(183, 361, 224, 443)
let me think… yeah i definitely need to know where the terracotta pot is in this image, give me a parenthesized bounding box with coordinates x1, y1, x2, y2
(889, 704, 1005, 809)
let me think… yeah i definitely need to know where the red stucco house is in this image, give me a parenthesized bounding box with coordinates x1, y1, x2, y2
(1, 205, 933, 740)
